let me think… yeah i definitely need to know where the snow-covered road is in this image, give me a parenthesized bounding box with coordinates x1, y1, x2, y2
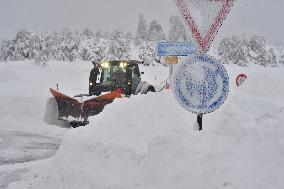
(0, 130, 61, 165)
(0, 130, 61, 189)
(0, 60, 169, 188)
(0, 61, 93, 188)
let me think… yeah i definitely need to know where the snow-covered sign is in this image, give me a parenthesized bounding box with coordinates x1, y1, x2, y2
(236, 73, 247, 86)
(171, 54, 229, 114)
(156, 42, 196, 56)
(175, 0, 235, 52)
(165, 56, 179, 64)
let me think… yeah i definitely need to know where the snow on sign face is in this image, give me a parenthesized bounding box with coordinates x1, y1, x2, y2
(175, 0, 235, 52)
(171, 54, 229, 114)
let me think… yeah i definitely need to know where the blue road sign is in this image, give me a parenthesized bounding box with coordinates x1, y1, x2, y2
(171, 53, 229, 114)
(156, 42, 196, 56)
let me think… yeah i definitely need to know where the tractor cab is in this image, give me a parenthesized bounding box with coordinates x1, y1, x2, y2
(89, 60, 142, 96)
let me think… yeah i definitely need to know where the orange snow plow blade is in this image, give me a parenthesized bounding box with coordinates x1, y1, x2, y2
(50, 88, 122, 122)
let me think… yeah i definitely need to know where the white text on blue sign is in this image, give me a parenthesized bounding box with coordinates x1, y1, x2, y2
(156, 42, 196, 56)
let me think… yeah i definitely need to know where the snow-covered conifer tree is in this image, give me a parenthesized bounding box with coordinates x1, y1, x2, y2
(168, 15, 187, 42)
(82, 28, 94, 39)
(103, 31, 131, 60)
(218, 35, 248, 66)
(148, 20, 165, 42)
(268, 47, 277, 67)
(9, 29, 32, 60)
(135, 13, 149, 42)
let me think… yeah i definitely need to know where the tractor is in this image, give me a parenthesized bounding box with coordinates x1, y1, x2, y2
(49, 60, 155, 127)
(89, 60, 156, 96)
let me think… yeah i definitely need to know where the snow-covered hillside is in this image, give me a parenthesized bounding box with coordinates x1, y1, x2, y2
(3, 61, 284, 189)
(0, 61, 91, 188)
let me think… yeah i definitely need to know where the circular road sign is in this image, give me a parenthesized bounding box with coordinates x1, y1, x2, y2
(236, 73, 247, 86)
(171, 53, 229, 114)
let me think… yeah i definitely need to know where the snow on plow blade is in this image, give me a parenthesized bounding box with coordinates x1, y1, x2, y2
(49, 88, 122, 124)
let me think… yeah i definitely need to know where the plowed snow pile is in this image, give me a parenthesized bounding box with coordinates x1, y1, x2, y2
(8, 65, 284, 189)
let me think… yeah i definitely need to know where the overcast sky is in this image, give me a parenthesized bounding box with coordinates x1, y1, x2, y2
(1, 0, 284, 46)
(0, 0, 177, 38)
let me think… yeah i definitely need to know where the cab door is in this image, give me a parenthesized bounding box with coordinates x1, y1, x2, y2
(124, 66, 132, 95)
(131, 65, 141, 94)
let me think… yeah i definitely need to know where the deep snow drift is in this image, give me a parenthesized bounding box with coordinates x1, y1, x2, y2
(6, 62, 284, 189)
(0, 60, 169, 188)
(0, 60, 95, 188)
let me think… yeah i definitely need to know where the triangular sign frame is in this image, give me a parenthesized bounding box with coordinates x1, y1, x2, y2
(176, 0, 235, 53)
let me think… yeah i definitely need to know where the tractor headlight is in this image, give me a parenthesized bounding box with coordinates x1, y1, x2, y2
(120, 62, 127, 67)
(89, 82, 93, 86)
(101, 62, 109, 68)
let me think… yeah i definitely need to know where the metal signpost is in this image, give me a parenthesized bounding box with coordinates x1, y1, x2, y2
(171, 0, 235, 130)
(156, 42, 196, 89)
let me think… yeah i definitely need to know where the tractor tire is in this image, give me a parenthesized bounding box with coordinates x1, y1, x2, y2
(145, 86, 156, 94)
(140, 84, 156, 94)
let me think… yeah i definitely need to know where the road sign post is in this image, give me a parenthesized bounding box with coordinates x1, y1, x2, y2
(197, 114, 202, 131)
(171, 54, 229, 130)
(156, 42, 196, 90)
(172, 0, 235, 130)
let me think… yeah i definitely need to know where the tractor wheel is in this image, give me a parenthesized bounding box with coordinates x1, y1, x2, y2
(145, 86, 156, 94)
(140, 84, 156, 94)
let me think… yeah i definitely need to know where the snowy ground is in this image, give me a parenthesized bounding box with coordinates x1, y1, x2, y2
(1, 60, 283, 189)
(0, 60, 94, 188)
(0, 60, 169, 188)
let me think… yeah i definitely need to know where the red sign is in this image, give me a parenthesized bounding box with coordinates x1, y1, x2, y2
(236, 73, 247, 86)
(175, 0, 235, 53)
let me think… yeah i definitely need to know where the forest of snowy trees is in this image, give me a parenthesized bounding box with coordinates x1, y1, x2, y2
(0, 14, 170, 65)
(0, 14, 283, 67)
(217, 35, 284, 67)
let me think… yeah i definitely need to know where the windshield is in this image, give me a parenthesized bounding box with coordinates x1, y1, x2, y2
(101, 64, 126, 86)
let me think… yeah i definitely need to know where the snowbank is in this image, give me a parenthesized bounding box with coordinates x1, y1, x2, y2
(8, 65, 284, 189)
(0, 60, 91, 133)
